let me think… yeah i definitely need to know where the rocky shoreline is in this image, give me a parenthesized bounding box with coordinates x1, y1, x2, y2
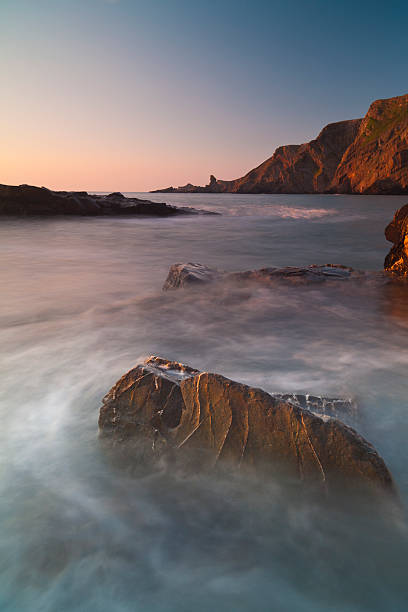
(0, 183, 217, 217)
(6, 180, 403, 496)
(96, 204, 408, 496)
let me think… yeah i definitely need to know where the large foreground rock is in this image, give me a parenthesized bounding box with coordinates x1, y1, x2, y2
(163, 262, 365, 290)
(0, 184, 216, 217)
(384, 204, 408, 274)
(99, 356, 394, 493)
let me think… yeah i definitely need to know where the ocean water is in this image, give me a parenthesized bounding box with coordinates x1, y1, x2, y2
(1, 193, 408, 611)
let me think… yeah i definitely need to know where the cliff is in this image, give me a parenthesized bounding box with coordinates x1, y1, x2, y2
(152, 94, 408, 195)
(331, 95, 408, 194)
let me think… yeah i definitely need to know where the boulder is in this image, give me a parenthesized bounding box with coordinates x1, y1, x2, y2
(99, 356, 394, 493)
(384, 204, 408, 274)
(0, 184, 217, 217)
(163, 263, 221, 290)
(162, 262, 364, 290)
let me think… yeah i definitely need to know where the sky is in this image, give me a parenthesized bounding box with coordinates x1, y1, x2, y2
(1, 0, 408, 191)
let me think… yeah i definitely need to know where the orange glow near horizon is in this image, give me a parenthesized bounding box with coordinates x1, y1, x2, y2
(0, 138, 255, 193)
(0, 114, 267, 192)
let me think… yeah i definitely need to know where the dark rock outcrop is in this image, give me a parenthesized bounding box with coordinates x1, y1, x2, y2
(152, 175, 221, 194)
(163, 262, 364, 291)
(384, 204, 408, 274)
(152, 94, 408, 195)
(0, 184, 216, 217)
(99, 356, 394, 493)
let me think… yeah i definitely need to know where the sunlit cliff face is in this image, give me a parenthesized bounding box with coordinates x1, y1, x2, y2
(387, 233, 408, 274)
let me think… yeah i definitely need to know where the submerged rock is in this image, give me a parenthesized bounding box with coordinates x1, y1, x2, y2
(384, 204, 408, 274)
(163, 262, 364, 290)
(99, 356, 394, 493)
(0, 184, 217, 217)
(229, 263, 361, 283)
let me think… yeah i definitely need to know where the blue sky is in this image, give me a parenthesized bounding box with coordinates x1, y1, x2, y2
(1, 0, 407, 190)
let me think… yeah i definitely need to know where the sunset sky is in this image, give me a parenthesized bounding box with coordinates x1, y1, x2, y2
(1, 0, 407, 191)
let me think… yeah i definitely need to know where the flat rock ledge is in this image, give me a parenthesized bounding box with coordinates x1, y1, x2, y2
(99, 356, 394, 494)
(0, 184, 218, 217)
(163, 262, 368, 290)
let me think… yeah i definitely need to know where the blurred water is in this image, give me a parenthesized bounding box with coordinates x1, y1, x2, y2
(1, 194, 408, 611)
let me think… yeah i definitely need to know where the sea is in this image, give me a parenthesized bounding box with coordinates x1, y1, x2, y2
(1, 193, 408, 611)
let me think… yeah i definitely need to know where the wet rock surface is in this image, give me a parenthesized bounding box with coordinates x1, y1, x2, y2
(163, 262, 367, 290)
(271, 393, 357, 422)
(229, 263, 363, 284)
(163, 263, 221, 290)
(384, 203, 408, 274)
(99, 356, 394, 493)
(0, 184, 216, 217)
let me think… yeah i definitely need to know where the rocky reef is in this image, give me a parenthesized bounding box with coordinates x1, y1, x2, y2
(384, 203, 408, 274)
(163, 262, 366, 291)
(99, 356, 394, 493)
(152, 94, 408, 195)
(0, 184, 216, 217)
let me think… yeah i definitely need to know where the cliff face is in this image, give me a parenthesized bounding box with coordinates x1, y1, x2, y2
(218, 119, 362, 194)
(331, 95, 408, 194)
(152, 94, 408, 195)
